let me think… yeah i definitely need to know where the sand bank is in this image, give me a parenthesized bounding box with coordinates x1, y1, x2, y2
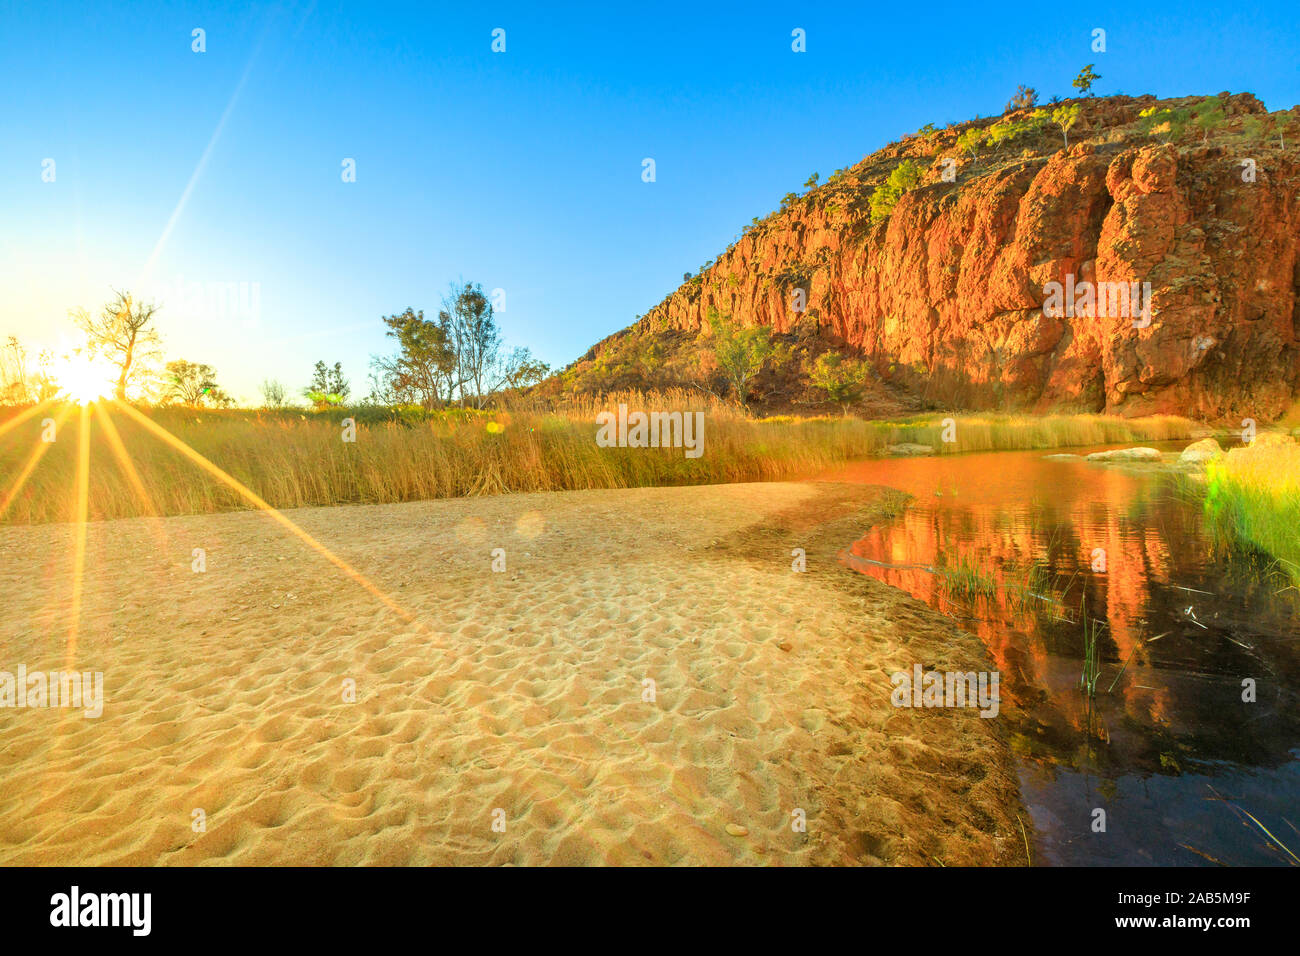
(0, 481, 1026, 865)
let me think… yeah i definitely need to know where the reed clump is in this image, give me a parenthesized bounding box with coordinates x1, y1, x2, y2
(0, 396, 1198, 525)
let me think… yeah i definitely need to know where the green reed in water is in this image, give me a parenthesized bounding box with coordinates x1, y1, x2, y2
(1079, 595, 1106, 698)
(938, 553, 997, 597)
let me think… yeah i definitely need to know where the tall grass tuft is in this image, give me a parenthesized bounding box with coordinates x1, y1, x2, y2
(0, 397, 1198, 526)
(1202, 436, 1300, 587)
(1079, 595, 1105, 698)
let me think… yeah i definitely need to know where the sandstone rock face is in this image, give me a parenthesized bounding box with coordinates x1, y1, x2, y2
(632, 95, 1300, 423)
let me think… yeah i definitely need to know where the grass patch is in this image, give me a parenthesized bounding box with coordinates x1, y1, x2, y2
(0, 394, 1198, 525)
(1202, 436, 1300, 587)
(1079, 596, 1105, 699)
(937, 552, 997, 598)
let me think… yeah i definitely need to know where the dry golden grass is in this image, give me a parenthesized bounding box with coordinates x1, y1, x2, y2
(0, 396, 1197, 525)
(1204, 434, 1300, 585)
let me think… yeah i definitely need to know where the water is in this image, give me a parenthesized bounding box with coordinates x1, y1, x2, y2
(820, 444, 1300, 866)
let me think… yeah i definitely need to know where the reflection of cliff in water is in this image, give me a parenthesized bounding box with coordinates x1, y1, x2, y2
(821, 445, 1300, 865)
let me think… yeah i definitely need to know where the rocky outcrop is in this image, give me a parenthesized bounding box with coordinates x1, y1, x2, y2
(624, 93, 1300, 422)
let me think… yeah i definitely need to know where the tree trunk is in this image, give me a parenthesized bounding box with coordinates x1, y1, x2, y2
(115, 331, 137, 400)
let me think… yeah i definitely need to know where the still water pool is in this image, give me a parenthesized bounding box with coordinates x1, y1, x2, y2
(821, 445, 1300, 865)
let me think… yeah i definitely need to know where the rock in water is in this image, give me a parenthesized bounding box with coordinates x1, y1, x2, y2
(1085, 447, 1163, 462)
(1178, 437, 1224, 465)
(886, 443, 934, 456)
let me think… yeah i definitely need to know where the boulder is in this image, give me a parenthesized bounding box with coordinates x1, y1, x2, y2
(1085, 447, 1163, 462)
(1178, 438, 1223, 465)
(886, 443, 935, 456)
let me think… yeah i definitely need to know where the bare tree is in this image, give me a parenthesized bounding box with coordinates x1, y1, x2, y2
(0, 336, 30, 404)
(72, 289, 162, 400)
(259, 378, 288, 408)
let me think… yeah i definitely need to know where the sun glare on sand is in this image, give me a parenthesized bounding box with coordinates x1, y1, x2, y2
(53, 353, 116, 404)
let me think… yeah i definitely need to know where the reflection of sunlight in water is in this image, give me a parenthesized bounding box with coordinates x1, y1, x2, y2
(821, 445, 1300, 865)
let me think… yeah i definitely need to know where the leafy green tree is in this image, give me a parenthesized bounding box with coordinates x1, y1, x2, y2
(442, 281, 501, 408)
(498, 347, 550, 390)
(164, 360, 232, 407)
(373, 307, 457, 408)
(987, 111, 1049, 147)
(804, 172, 820, 189)
(304, 360, 350, 408)
(1072, 65, 1101, 96)
(956, 128, 985, 158)
(809, 351, 869, 414)
(1193, 97, 1226, 144)
(708, 311, 780, 409)
(1138, 105, 1190, 141)
(1051, 104, 1081, 147)
(869, 159, 924, 222)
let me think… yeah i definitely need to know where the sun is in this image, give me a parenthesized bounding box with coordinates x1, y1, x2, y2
(53, 352, 117, 405)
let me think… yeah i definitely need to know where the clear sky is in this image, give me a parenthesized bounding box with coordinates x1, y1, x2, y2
(2, 0, 1296, 403)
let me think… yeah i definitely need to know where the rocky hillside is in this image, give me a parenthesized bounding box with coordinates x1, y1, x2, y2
(561, 93, 1300, 421)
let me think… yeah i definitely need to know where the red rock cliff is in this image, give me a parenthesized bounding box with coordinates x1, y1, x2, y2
(632, 93, 1300, 421)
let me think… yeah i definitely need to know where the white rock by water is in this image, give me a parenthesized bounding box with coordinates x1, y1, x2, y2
(1085, 447, 1162, 462)
(886, 443, 935, 457)
(1178, 438, 1223, 465)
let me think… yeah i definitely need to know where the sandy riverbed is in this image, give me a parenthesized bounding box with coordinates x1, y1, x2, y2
(0, 481, 1026, 865)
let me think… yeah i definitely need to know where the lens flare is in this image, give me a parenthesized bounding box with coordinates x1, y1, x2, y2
(53, 353, 117, 405)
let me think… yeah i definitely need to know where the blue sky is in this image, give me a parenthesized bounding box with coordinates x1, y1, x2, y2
(1, 0, 1296, 402)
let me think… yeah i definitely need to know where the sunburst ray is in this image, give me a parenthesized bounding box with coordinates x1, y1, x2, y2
(110, 400, 418, 625)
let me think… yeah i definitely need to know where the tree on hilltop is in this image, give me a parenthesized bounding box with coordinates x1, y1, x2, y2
(1006, 85, 1038, 112)
(1072, 65, 1101, 96)
(1051, 104, 1080, 147)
